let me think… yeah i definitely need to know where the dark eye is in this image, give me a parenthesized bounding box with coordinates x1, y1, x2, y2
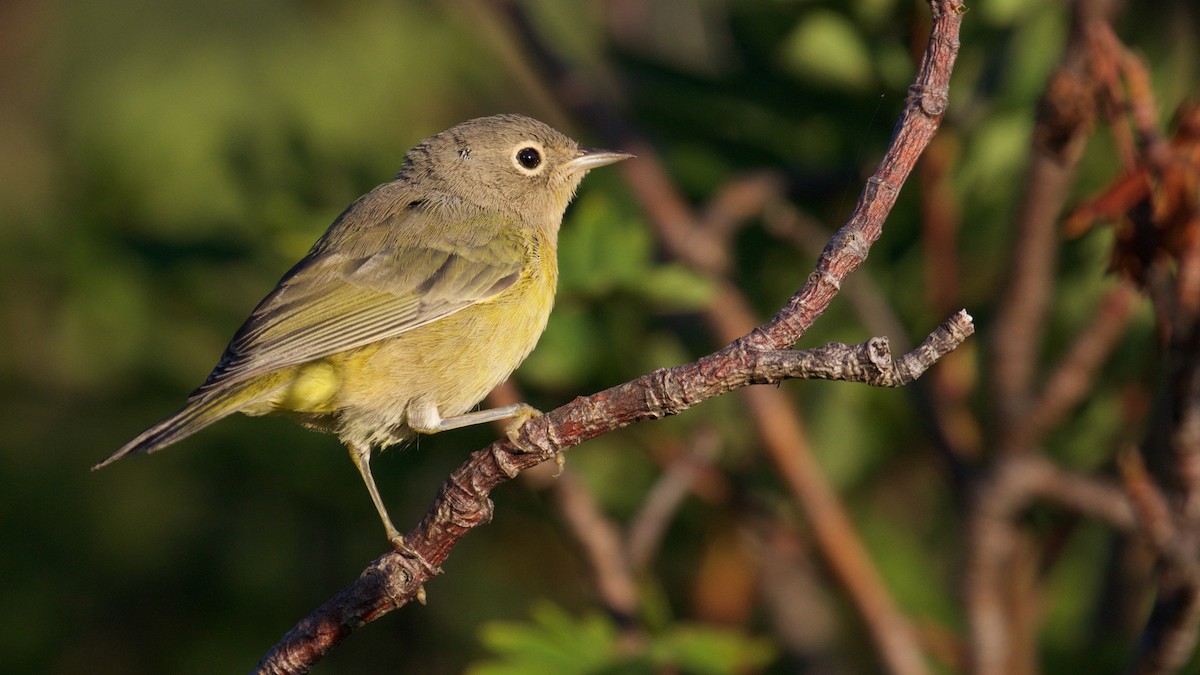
(516, 146, 541, 170)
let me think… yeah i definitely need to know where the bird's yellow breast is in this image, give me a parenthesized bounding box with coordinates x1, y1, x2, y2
(274, 230, 558, 447)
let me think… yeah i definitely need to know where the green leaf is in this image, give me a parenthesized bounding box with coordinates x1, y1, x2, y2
(780, 11, 874, 90)
(519, 305, 605, 389)
(472, 602, 776, 675)
(647, 625, 777, 674)
(470, 602, 620, 675)
(560, 193, 642, 292)
(624, 264, 715, 311)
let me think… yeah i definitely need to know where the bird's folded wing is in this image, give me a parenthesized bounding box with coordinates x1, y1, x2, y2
(192, 228, 527, 396)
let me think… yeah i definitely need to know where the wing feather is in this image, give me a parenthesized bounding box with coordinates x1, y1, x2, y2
(193, 205, 527, 396)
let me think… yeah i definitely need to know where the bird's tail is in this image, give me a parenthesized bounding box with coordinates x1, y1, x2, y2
(94, 383, 273, 471)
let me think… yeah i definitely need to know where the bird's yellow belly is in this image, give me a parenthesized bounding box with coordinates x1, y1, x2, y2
(276, 263, 556, 447)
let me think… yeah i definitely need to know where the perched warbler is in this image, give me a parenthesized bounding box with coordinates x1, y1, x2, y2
(96, 114, 631, 550)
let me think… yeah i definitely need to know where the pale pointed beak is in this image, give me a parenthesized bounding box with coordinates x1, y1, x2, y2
(564, 147, 634, 173)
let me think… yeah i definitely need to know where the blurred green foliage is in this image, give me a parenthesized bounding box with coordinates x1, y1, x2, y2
(470, 601, 775, 675)
(1, 0, 1196, 673)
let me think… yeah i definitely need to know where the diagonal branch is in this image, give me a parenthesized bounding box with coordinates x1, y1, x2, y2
(255, 313, 974, 674)
(988, 0, 1115, 456)
(1022, 283, 1139, 445)
(748, 17, 961, 352)
(627, 429, 722, 572)
(968, 1, 1119, 673)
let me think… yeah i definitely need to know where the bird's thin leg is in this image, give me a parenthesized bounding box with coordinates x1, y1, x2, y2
(346, 441, 408, 551)
(407, 400, 542, 443)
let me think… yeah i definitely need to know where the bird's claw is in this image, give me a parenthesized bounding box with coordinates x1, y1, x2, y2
(504, 404, 542, 449)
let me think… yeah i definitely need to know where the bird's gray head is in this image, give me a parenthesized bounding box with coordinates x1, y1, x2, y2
(397, 114, 630, 226)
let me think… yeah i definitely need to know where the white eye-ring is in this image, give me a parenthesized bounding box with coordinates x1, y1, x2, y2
(510, 141, 545, 175)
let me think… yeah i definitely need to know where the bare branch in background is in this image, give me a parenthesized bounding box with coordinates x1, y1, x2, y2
(549, 471, 641, 622)
(967, 1, 1122, 673)
(1023, 284, 1139, 444)
(988, 0, 1113, 456)
(627, 429, 721, 572)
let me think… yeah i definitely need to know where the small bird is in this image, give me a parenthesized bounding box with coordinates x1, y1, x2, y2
(96, 114, 631, 550)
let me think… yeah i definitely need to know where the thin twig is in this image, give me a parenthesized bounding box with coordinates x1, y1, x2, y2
(482, 2, 940, 664)
(627, 428, 721, 571)
(989, 0, 1111, 456)
(764, 191, 977, 494)
(763, 200, 911, 351)
(970, 1, 1118, 672)
(1023, 283, 1139, 444)
(748, 6, 962, 352)
(966, 455, 1139, 675)
(549, 471, 641, 621)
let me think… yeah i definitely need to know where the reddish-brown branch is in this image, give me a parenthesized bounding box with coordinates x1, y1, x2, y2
(549, 471, 641, 620)
(968, 2, 1121, 673)
(622, 146, 937, 675)
(256, 316, 973, 673)
(989, 0, 1120, 457)
(966, 455, 1139, 675)
(1022, 283, 1139, 444)
(764, 196, 980, 487)
(627, 429, 721, 571)
(681, 22, 965, 669)
(750, 19, 961, 351)
(1082, 16, 1200, 675)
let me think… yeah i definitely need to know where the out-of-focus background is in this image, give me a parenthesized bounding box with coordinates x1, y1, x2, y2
(2, 0, 1197, 673)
